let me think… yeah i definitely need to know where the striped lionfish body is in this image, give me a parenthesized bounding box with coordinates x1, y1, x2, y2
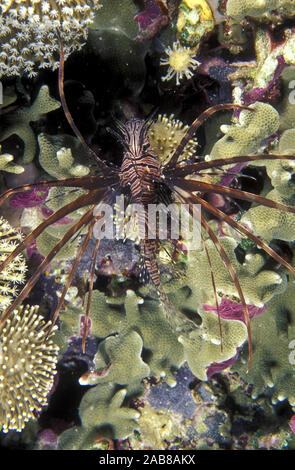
(117, 118, 164, 292)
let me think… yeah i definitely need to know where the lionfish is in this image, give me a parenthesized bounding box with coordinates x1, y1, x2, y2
(0, 44, 295, 369)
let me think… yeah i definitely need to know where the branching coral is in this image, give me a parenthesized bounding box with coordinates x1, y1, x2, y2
(229, 28, 295, 104)
(163, 237, 288, 380)
(83, 329, 150, 398)
(38, 133, 92, 180)
(0, 304, 59, 433)
(0, 0, 102, 77)
(17, 132, 94, 259)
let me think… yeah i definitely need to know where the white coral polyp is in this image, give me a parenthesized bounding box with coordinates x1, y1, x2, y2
(0, 0, 102, 78)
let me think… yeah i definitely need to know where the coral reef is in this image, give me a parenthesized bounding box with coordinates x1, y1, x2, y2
(2, 0, 295, 452)
(0, 304, 59, 433)
(88, 0, 149, 98)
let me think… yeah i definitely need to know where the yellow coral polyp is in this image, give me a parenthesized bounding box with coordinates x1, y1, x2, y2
(160, 41, 200, 85)
(148, 114, 198, 163)
(0, 217, 27, 311)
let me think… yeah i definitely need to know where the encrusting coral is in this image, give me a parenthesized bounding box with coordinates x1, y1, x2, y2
(0, 0, 102, 78)
(0, 304, 59, 433)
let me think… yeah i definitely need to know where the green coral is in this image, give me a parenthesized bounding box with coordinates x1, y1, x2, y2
(240, 128, 295, 242)
(233, 282, 295, 406)
(241, 195, 295, 243)
(209, 102, 280, 160)
(0, 86, 60, 164)
(38, 133, 92, 180)
(226, 0, 295, 22)
(168, 237, 287, 309)
(0, 146, 23, 174)
(58, 384, 140, 449)
(86, 329, 149, 397)
(226, 0, 281, 21)
(276, 66, 295, 132)
(20, 132, 94, 259)
(179, 310, 247, 381)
